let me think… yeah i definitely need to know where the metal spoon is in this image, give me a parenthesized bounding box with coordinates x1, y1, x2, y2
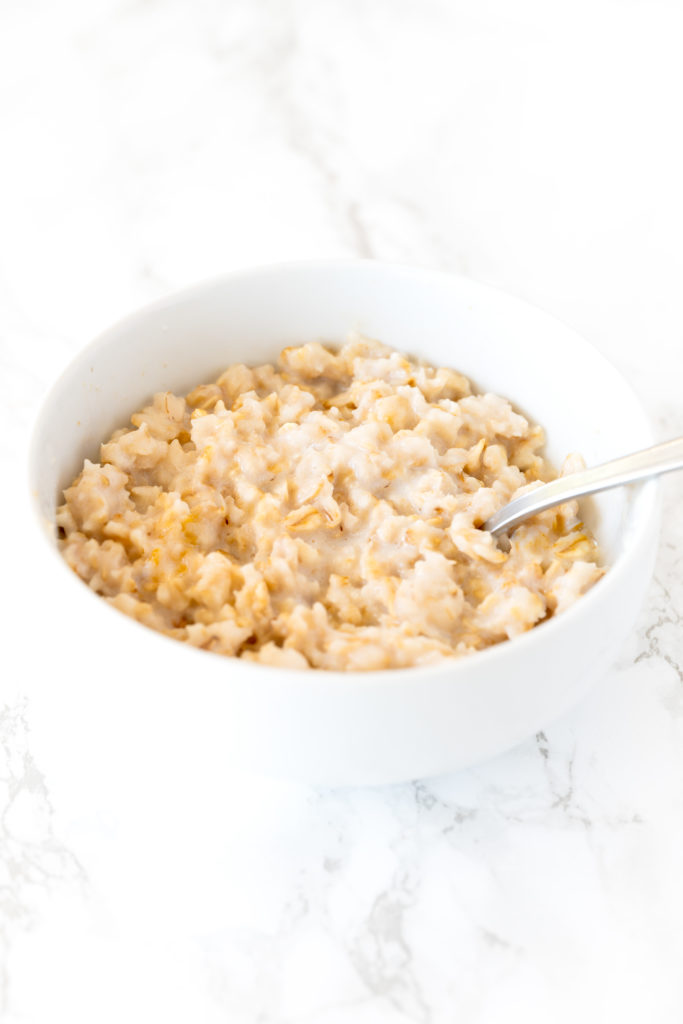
(484, 436, 683, 537)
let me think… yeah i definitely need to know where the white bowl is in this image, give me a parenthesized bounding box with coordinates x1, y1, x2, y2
(28, 260, 659, 792)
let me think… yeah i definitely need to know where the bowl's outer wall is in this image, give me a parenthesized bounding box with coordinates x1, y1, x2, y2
(28, 262, 659, 788)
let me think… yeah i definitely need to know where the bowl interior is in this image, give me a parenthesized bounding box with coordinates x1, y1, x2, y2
(31, 261, 653, 566)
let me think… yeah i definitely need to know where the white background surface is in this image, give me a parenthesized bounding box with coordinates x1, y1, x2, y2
(2, 1, 683, 1021)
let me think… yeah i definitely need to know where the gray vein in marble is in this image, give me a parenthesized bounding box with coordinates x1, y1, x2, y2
(200, 0, 383, 260)
(0, 701, 85, 1015)
(347, 868, 430, 1024)
(635, 577, 683, 688)
(627, 475, 683, 712)
(245, 3, 375, 260)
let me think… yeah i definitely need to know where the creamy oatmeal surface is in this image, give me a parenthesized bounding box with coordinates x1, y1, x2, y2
(57, 337, 603, 670)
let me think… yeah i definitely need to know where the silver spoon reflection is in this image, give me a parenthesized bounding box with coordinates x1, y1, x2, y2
(484, 436, 683, 537)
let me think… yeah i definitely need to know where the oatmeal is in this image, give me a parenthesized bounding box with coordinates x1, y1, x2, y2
(57, 336, 603, 670)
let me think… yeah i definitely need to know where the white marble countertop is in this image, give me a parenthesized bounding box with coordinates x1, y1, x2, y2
(2, 1, 683, 1021)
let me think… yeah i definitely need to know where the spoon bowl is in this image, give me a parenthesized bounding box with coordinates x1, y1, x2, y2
(485, 436, 683, 536)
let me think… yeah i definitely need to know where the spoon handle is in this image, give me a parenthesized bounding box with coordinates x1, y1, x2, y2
(485, 436, 683, 536)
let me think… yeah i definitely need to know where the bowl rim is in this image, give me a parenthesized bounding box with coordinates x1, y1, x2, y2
(29, 257, 661, 686)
